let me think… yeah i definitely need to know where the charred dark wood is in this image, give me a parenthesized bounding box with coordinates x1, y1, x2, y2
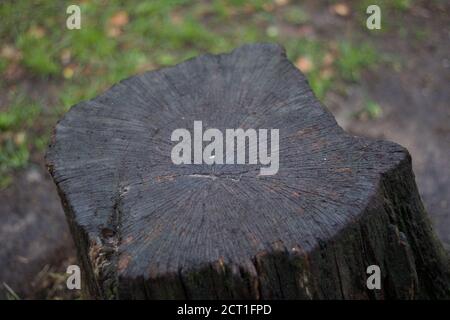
(46, 43, 450, 299)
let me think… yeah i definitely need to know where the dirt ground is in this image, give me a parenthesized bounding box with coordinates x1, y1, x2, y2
(323, 3, 450, 248)
(0, 1, 448, 299)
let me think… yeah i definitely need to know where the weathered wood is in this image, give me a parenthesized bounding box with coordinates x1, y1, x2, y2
(46, 43, 450, 299)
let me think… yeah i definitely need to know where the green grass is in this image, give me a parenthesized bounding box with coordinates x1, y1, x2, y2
(286, 39, 331, 100)
(0, 0, 384, 186)
(3, 282, 21, 300)
(391, 0, 414, 11)
(283, 7, 310, 25)
(17, 34, 60, 76)
(0, 101, 40, 132)
(0, 94, 42, 187)
(336, 42, 377, 82)
(358, 99, 383, 120)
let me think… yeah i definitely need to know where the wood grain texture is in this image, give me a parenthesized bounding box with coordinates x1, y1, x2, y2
(46, 43, 450, 299)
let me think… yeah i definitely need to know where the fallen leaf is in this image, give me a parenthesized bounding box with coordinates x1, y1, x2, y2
(275, 0, 290, 6)
(63, 66, 75, 79)
(262, 3, 275, 12)
(60, 49, 71, 64)
(323, 52, 335, 66)
(109, 11, 129, 27)
(295, 56, 314, 73)
(1, 45, 22, 61)
(107, 26, 121, 38)
(14, 132, 26, 145)
(320, 67, 334, 80)
(170, 11, 183, 25)
(27, 26, 46, 38)
(331, 3, 350, 17)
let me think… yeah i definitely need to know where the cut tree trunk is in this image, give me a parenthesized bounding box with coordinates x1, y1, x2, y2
(46, 43, 450, 299)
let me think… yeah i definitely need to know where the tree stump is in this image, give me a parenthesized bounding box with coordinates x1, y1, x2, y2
(46, 43, 450, 299)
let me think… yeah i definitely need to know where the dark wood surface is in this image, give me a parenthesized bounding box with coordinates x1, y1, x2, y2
(46, 43, 450, 299)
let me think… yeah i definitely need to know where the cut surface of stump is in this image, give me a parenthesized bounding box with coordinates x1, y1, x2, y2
(46, 43, 450, 299)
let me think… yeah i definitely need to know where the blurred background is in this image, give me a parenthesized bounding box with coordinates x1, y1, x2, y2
(0, 0, 449, 299)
